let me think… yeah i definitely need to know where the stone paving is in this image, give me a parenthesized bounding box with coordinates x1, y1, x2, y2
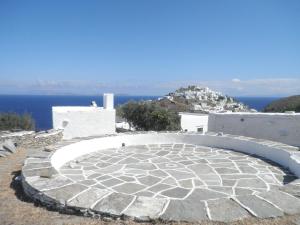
(45, 143, 300, 222)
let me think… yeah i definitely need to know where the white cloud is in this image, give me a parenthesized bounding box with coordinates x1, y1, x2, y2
(227, 78, 300, 96)
(232, 78, 241, 83)
(0, 78, 299, 96)
(155, 78, 300, 96)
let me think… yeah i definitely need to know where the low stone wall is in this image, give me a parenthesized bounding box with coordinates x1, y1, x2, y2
(0, 129, 63, 149)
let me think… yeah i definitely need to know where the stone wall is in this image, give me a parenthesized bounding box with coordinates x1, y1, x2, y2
(0, 129, 63, 149)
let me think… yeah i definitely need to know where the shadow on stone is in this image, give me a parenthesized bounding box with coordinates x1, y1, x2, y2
(282, 174, 297, 185)
(10, 170, 34, 203)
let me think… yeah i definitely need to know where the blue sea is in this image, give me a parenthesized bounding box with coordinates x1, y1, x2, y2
(0, 95, 280, 131)
(235, 97, 280, 112)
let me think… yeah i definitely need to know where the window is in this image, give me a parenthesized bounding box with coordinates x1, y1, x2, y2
(197, 127, 204, 133)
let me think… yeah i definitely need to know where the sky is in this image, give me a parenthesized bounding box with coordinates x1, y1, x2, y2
(0, 0, 299, 96)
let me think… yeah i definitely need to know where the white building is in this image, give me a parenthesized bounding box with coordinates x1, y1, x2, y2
(115, 116, 134, 131)
(179, 112, 209, 133)
(52, 93, 116, 139)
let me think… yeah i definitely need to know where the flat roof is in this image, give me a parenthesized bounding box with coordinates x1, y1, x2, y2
(179, 112, 208, 116)
(209, 112, 300, 116)
(52, 106, 104, 112)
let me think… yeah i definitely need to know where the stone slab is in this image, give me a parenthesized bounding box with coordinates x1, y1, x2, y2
(188, 164, 216, 175)
(236, 195, 284, 218)
(92, 192, 134, 216)
(0, 150, 11, 157)
(22, 167, 58, 178)
(113, 182, 147, 194)
(137, 175, 161, 186)
(123, 196, 167, 220)
(187, 188, 227, 201)
(207, 198, 250, 222)
(30, 175, 73, 190)
(67, 188, 110, 208)
(161, 187, 190, 199)
(43, 183, 88, 203)
(3, 139, 16, 153)
(161, 199, 208, 221)
(23, 162, 52, 170)
(258, 190, 300, 214)
(236, 178, 268, 189)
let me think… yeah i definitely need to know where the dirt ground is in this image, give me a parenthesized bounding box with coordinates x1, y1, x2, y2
(0, 147, 300, 225)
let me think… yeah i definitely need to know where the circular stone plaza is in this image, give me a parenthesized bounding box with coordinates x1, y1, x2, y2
(21, 132, 300, 223)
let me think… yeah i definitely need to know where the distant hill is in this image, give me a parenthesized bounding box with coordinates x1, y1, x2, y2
(263, 95, 300, 112)
(155, 86, 253, 113)
(117, 86, 253, 131)
(117, 86, 254, 121)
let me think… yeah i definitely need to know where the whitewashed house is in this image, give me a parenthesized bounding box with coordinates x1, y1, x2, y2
(52, 93, 116, 139)
(179, 112, 209, 133)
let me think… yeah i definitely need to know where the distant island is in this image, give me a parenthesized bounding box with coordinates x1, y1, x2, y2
(264, 95, 300, 112)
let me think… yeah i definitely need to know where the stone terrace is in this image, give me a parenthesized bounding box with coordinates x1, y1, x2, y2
(22, 139, 300, 222)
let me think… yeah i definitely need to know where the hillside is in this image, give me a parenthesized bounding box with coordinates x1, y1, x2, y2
(263, 95, 300, 112)
(155, 86, 252, 113)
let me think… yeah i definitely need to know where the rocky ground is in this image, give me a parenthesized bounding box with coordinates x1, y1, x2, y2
(1, 146, 300, 225)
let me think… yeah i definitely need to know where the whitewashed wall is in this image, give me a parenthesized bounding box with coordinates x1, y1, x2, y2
(52, 107, 115, 139)
(179, 113, 209, 133)
(208, 112, 300, 147)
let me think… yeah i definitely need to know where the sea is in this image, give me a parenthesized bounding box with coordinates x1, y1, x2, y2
(0, 95, 280, 131)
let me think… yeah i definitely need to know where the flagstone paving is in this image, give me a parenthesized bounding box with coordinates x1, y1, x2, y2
(24, 143, 300, 222)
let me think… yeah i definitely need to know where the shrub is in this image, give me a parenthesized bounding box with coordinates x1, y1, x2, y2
(0, 112, 35, 131)
(118, 101, 180, 131)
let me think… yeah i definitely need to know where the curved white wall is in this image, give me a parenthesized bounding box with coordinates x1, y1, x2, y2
(51, 133, 300, 178)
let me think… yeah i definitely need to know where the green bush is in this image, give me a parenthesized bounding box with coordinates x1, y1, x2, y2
(118, 101, 180, 131)
(0, 112, 35, 131)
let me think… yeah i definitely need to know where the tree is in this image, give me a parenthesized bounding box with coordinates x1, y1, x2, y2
(118, 101, 180, 131)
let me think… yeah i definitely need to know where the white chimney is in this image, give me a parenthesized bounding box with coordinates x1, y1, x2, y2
(103, 93, 114, 110)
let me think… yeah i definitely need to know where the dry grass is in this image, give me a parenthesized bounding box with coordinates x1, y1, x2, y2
(0, 148, 299, 225)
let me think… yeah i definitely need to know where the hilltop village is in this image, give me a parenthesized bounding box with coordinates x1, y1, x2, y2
(157, 86, 253, 113)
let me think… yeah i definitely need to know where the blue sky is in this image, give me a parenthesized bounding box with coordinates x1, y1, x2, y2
(0, 0, 299, 96)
